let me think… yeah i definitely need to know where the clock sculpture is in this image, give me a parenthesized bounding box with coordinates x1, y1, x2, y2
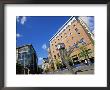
(57, 43, 75, 74)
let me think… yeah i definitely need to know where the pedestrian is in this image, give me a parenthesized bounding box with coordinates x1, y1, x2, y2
(85, 59, 88, 65)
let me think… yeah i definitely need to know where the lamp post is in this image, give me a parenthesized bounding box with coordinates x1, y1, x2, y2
(57, 43, 75, 74)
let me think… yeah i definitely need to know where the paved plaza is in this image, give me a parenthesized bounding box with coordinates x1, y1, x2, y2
(47, 64, 94, 74)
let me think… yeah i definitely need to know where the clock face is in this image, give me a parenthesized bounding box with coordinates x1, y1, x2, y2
(57, 45, 60, 49)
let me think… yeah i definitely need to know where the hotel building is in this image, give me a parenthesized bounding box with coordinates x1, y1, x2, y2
(49, 16, 94, 70)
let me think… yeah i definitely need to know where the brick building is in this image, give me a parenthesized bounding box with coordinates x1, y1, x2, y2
(48, 16, 94, 70)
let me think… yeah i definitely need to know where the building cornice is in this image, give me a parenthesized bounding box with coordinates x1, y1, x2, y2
(49, 16, 76, 43)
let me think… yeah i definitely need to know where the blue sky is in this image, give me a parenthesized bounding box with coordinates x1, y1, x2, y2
(16, 16, 71, 65)
(16, 16, 94, 65)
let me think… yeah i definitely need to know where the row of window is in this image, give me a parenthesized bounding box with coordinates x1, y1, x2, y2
(51, 27, 81, 46)
(51, 36, 74, 46)
(18, 52, 32, 60)
(53, 53, 60, 59)
(52, 39, 87, 59)
(52, 38, 86, 53)
(51, 24, 77, 43)
(73, 38, 86, 48)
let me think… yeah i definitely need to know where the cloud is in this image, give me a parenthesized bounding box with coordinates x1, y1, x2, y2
(88, 16, 94, 32)
(79, 16, 94, 33)
(21, 16, 27, 25)
(16, 16, 20, 22)
(16, 33, 22, 38)
(42, 43, 47, 50)
(39, 57, 43, 61)
(16, 16, 27, 25)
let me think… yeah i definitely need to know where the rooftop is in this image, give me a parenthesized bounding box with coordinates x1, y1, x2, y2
(49, 16, 76, 42)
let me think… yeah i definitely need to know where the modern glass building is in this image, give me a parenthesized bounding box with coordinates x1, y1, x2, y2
(16, 44, 38, 74)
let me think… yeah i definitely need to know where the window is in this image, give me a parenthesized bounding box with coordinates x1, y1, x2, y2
(57, 53, 60, 57)
(61, 36, 62, 38)
(73, 43, 79, 48)
(63, 29, 65, 32)
(79, 38, 86, 45)
(75, 28, 79, 32)
(18, 53, 22, 59)
(58, 39, 59, 40)
(55, 41, 56, 43)
(72, 37, 74, 40)
(53, 51, 54, 53)
(55, 45, 57, 47)
(78, 32, 80, 34)
(69, 29, 70, 31)
(19, 60, 24, 65)
(52, 44, 53, 46)
(54, 55, 56, 59)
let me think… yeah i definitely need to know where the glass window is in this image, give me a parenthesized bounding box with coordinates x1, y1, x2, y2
(20, 60, 24, 65)
(18, 53, 21, 59)
(79, 38, 86, 45)
(73, 43, 79, 48)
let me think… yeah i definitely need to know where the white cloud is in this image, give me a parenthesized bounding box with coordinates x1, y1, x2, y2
(21, 16, 26, 25)
(79, 16, 94, 33)
(16, 33, 22, 38)
(16, 16, 20, 22)
(42, 43, 47, 50)
(38, 57, 43, 61)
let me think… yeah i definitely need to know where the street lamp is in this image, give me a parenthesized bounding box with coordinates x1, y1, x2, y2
(57, 43, 75, 74)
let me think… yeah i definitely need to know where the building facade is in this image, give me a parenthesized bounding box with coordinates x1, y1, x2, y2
(16, 44, 38, 74)
(42, 58, 50, 73)
(49, 16, 94, 70)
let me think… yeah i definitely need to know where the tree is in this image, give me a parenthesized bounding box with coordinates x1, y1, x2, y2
(55, 59, 62, 69)
(79, 46, 92, 60)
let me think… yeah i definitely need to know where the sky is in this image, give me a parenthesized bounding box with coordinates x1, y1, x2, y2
(16, 16, 94, 65)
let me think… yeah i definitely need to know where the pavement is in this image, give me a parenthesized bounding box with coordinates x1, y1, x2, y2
(47, 64, 94, 74)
